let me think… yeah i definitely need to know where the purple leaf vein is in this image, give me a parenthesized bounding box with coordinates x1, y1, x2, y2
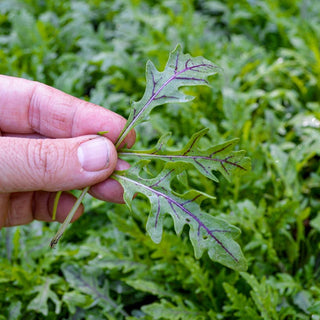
(117, 175, 239, 262)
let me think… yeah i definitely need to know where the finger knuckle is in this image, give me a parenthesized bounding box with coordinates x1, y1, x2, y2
(27, 140, 64, 188)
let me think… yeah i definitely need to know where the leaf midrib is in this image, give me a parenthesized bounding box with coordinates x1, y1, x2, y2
(114, 173, 239, 263)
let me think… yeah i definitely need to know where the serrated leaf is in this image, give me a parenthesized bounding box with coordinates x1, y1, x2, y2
(115, 45, 219, 147)
(113, 162, 247, 271)
(240, 272, 280, 319)
(223, 282, 260, 319)
(120, 128, 251, 182)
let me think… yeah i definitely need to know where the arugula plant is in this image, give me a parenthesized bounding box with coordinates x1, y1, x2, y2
(51, 45, 250, 271)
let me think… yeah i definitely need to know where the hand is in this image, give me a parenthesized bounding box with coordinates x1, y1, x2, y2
(0, 75, 135, 228)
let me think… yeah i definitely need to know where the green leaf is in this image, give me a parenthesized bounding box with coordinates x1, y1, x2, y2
(61, 264, 128, 317)
(223, 282, 260, 319)
(125, 279, 175, 299)
(27, 277, 61, 316)
(310, 213, 320, 232)
(308, 301, 320, 315)
(240, 272, 280, 320)
(120, 128, 251, 182)
(113, 161, 247, 271)
(293, 290, 313, 314)
(115, 44, 219, 147)
(142, 299, 207, 320)
(62, 291, 94, 314)
(8, 301, 22, 320)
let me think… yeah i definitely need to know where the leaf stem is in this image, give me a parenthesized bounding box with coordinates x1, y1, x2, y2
(50, 186, 89, 248)
(115, 134, 124, 150)
(52, 191, 62, 221)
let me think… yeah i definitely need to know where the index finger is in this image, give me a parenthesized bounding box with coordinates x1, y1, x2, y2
(0, 75, 135, 147)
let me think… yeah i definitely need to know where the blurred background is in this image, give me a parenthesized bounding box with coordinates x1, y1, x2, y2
(0, 0, 320, 319)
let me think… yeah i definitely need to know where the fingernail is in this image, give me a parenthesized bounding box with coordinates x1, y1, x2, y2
(78, 137, 110, 171)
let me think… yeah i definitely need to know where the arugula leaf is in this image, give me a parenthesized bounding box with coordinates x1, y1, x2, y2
(113, 161, 247, 271)
(62, 291, 94, 314)
(7, 301, 22, 320)
(61, 264, 128, 317)
(27, 277, 61, 316)
(223, 282, 260, 319)
(119, 128, 251, 182)
(142, 299, 207, 320)
(125, 279, 176, 299)
(240, 272, 280, 319)
(115, 45, 219, 148)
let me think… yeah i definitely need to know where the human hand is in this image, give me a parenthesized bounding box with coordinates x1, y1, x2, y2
(0, 75, 135, 228)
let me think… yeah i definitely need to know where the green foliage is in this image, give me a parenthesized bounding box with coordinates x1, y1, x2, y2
(1, 0, 320, 319)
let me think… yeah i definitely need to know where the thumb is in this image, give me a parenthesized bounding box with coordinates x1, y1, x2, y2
(0, 136, 118, 192)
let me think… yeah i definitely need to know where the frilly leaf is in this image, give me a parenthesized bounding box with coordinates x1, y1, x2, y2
(113, 161, 247, 271)
(119, 128, 251, 182)
(115, 45, 219, 147)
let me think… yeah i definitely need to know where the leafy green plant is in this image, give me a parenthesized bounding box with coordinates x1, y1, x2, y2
(51, 45, 250, 271)
(3, 1, 320, 318)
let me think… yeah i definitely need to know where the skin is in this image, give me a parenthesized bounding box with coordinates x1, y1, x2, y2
(0, 75, 135, 228)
